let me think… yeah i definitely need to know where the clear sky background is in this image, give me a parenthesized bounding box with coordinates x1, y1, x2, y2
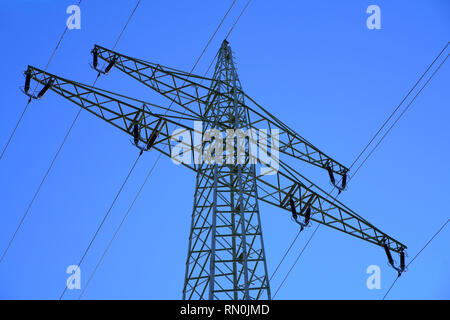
(0, 0, 449, 300)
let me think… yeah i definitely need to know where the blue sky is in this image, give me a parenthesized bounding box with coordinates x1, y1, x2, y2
(0, 0, 449, 300)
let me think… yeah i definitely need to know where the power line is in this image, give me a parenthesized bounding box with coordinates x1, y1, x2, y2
(348, 42, 449, 170)
(270, 44, 449, 298)
(225, 0, 252, 40)
(382, 275, 400, 300)
(269, 229, 301, 283)
(112, 0, 142, 50)
(0, 103, 85, 265)
(59, 154, 142, 300)
(199, 0, 252, 81)
(0, 101, 31, 162)
(382, 219, 449, 300)
(0, 0, 84, 162)
(272, 51, 449, 298)
(190, 0, 238, 74)
(273, 223, 320, 299)
(78, 151, 158, 299)
(0, 0, 141, 266)
(350, 53, 449, 179)
(199, 0, 252, 80)
(60, 1, 145, 300)
(77, 0, 250, 298)
(407, 219, 449, 267)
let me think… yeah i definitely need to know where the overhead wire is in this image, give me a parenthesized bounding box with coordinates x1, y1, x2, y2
(0, 104, 85, 265)
(0, 0, 85, 264)
(78, 149, 158, 299)
(0, 0, 142, 266)
(348, 42, 449, 170)
(269, 228, 301, 283)
(57, 0, 144, 300)
(273, 223, 320, 298)
(0, 0, 84, 162)
(199, 0, 252, 80)
(59, 154, 142, 299)
(271, 44, 449, 298)
(382, 219, 449, 300)
(350, 53, 449, 179)
(77, 0, 251, 298)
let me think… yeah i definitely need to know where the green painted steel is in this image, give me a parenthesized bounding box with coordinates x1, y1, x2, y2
(24, 40, 407, 300)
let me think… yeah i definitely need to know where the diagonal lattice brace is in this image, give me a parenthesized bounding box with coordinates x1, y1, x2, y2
(26, 64, 406, 254)
(93, 45, 349, 178)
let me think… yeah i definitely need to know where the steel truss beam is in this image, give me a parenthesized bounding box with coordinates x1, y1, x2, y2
(93, 45, 348, 177)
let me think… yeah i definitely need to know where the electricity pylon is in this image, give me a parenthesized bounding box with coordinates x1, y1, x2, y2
(23, 40, 407, 300)
(184, 41, 271, 300)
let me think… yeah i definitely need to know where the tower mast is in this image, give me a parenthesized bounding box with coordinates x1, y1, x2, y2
(183, 40, 271, 300)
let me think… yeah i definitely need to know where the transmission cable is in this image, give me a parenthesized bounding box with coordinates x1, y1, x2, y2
(271, 44, 449, 298)
(59, 154, 142, 299)
(58, 0, 145, 300)
(269, 229, 301, 283)
(78, 151, 157, 299)
(382, 219, 449, 300)
(0, 0, 142, 266)
(0, 0, 84, 162)
(77, 0, 251, 298)
(273, 51, 448, 298)
(225, 0, 252, 40)
(200, 0, 252, 80)
(351, 53, 449, 179)
(348, 42, 449, 170)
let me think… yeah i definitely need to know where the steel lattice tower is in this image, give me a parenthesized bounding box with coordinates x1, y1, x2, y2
(23, 40, 407, 301)
(183, 41, 271, 300)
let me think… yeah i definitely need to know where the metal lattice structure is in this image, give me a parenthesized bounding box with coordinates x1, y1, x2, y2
(23, 40, 407, 300)
(183, 41, 270, 300)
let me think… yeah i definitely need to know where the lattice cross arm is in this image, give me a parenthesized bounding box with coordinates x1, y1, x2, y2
(25, 65, 204, 167)
(93, 45, 218, 119)
(250, 161, 406, 254)
(92, 45, 349, 179)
